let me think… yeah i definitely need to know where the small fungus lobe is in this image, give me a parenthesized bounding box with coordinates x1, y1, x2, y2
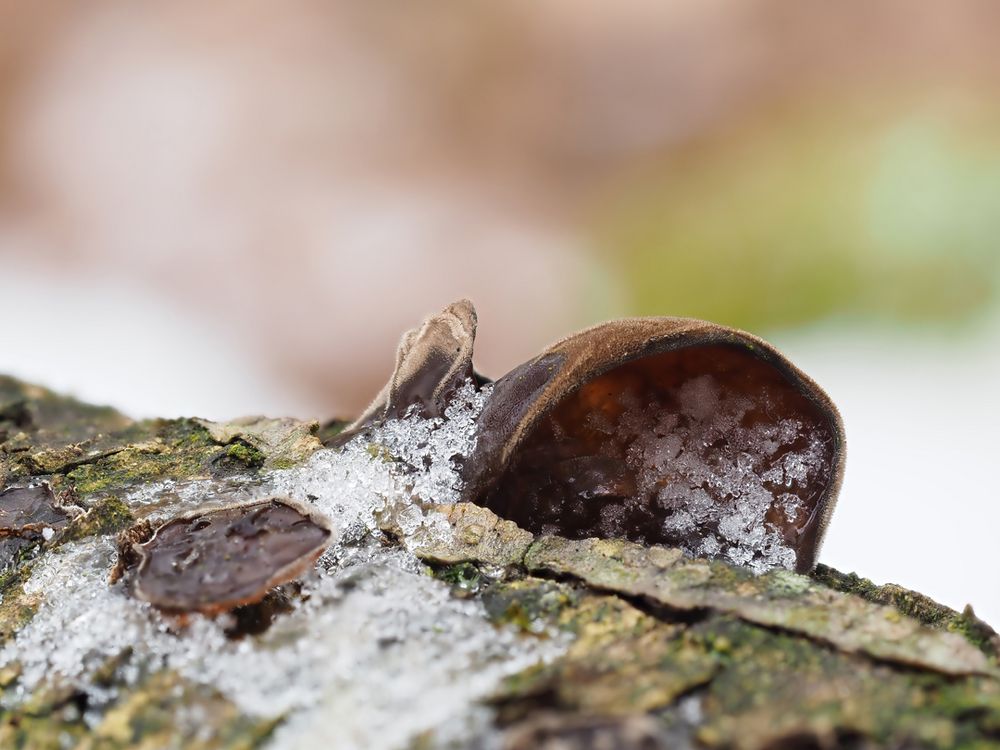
(340, 299, 480, 444)
(132, 498, 331, 614)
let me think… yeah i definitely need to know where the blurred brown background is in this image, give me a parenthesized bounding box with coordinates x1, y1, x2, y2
(1, 1, 999, 623)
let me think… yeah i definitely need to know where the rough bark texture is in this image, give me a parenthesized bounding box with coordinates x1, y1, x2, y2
(1, 375, 999, 749)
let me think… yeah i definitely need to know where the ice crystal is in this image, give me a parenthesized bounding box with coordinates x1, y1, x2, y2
(253, 378, 494, 565)
(630, 373, 827, 573)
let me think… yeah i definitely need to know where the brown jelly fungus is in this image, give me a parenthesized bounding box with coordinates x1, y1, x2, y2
(131, 498, 331, 614)
(350, 301, 845, 574)
(339, 299, 480, 442)
(1, 484, 72, 567)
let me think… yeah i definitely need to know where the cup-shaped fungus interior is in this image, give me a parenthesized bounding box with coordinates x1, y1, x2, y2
(481, 344, 837, 573)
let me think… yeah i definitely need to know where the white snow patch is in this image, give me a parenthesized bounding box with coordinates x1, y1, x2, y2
(622, 373, 827, 574)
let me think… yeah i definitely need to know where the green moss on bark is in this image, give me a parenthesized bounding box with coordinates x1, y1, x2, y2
(0, 670, 279, 750)
(60, 496, 134, 543)
(813, 563, 1000, 659)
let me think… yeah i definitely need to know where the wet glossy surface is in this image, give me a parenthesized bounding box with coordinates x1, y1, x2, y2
(134, 498, 331, 613)
(483, 345, 837, 572)
(0, 484, 71, 567)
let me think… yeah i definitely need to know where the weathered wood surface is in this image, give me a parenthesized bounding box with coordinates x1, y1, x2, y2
(1, 375, 998, 749)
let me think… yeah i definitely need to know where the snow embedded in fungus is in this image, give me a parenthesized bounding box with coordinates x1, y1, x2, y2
(266, 378, 493, 554)
(0, 380, 568, 749)
(626, 373, 829, 574)
(485, 346, 834, 576)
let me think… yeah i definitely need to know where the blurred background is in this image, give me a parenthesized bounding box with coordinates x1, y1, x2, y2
(1, 1, 998, 625)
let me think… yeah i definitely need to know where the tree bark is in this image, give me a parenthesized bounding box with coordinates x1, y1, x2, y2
(1, 375, 998, 749)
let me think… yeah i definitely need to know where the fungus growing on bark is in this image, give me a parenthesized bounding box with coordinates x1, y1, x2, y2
(466, 319, 845, 574)
(0, 484, 72, 535)
(335, 298, 482, 446)
(0, 483, 75, 566)
(350, 301, 845, 574)
(127, 498, 331, 614)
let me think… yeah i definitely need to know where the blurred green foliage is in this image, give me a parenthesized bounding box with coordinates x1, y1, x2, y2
(599, 106, 1000, 332)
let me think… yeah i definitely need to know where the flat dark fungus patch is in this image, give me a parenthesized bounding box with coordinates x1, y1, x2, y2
(0, 484, 72, 533)
(133, 498, 331, 614)
(478, 343, 840, 573)
(0, 484, 74, 567)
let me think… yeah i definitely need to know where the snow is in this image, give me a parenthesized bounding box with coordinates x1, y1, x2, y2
(643, 373, 827, 573)
(515, 365, 831, 575)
